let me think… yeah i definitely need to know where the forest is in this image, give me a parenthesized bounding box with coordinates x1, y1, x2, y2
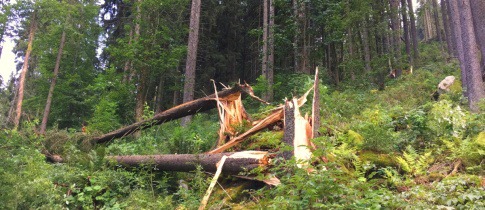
(0, 0, 484, 209)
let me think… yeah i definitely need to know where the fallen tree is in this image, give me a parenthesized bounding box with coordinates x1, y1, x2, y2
(93, 83, 266, 144)
(107, 151, 269, 174)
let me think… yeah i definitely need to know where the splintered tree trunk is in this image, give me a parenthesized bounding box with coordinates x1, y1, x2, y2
(470, 0, 485, 72)
(14, 11, 36, 129)
(280, 98, 312, 168)
(93, 84, 260, 143)
(432, 0, 442, 42)
(108, 151, 269, 174)
(448, 0, 467, 96)
(40, 30, 66, 134)
(407, 0, 419, 59)
(181, 0, 201, 126)
(459, 0, 485, 112)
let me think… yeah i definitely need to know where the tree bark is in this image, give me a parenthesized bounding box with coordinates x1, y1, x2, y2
(407, 0, 419, 59)
(362, 19, 371, 72)
(40, 30, 66, 134)
(267, 0, 274, 101)
(470, 0, 485, 75)
(93, 84, 260, 143)
(448, 0, 468, 96)
(432, 0, 442, 42)
(441, 0, 452, 56)
(401, 0, 412, 64)
(181, 0, 201, 126)
(389, 0, 402, 76)
(107, 151, 269, 174)
(445, 0, 458, 57)
(459, 0, 485, 112)
(14, 11, 36, 129)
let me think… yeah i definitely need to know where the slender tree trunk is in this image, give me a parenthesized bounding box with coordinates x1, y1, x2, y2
(181, 0, 201, 126)
(267, 0, 274, 101)
(122, 26, 134, 83)
(134, 0, 146, 137)
(448, 0, 468, 96)
(155, 78, 165, 113)
(459, 0, 485, 112)
(445, 0, 458, 57)
(470, 0, 485, 73)
(362, 20, 371, 72)
(39, 30, 66, 134)
(261, 0, 268, 100)
(14, 11, 36, 129)
(441, 0, 452, 56)
(407, 0, 419, 59)
(401, 0, 412, 64)
(389, 0, 402, 76)
(432, 0, 442, 42)
(293, 0, 300, 73)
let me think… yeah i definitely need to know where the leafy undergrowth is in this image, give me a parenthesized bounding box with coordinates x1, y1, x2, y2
(1, 57, 484, 209)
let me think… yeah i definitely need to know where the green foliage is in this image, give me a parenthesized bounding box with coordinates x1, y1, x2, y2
(395, 146, 433, 176)
(428, 100, 468, 137)
(88, 98, 121, 133)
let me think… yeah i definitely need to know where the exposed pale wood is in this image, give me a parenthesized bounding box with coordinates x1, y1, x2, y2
(199, 155, 227, 210)
(312, 67, 320, 138)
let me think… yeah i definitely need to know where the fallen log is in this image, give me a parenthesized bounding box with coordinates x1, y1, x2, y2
(107, 151, 269, 174)
(93, 83, 264, 144)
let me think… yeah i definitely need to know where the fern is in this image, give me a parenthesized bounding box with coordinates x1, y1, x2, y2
(395, 146, 433, 176)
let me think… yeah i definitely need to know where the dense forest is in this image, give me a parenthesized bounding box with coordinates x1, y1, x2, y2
(0, 0, 484, 209)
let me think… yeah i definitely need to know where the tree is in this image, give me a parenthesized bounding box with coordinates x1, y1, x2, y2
(39, 29, 66, 134)
(401, 0, 412, 64)
(389, 0, 402, 76)
(407, 0, 419, 59)
(441, 0, 453, 56)
(14, 10, 36, 129)
(448, 0, 467, 96)
(181, 0, 201, 126)
(458, 0, 485, 112)
(470, 0, 485, 73)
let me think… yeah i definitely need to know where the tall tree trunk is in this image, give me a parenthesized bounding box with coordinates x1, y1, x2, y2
(407, 0, 419, 59)
(39, 30, 66, 134)
(134, 0, 146, 137)
(292, 0, 300, 73)
(362, 19, 371, 72)
(389, 0, 402, 76)
(14, 11, 36, 129)
(181, 0, 201, 126)
(267, 0, 274, 101)
(445, 0, 458, 57)
(122, 26, 134, 83)
(459, 0, 485, 112)
(441, 0, 452, 56)
(261, 0, 268, 100)
(432, 0, 442, 42)
(401, 0, 412, 64)
(470, 0, 485, 74)
(448, 0, 467, 96)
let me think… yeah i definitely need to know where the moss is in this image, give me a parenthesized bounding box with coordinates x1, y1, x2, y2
(358, 150, 399, 168)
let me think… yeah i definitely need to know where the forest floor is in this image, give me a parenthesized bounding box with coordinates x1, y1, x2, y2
(1, 43, 484, 209)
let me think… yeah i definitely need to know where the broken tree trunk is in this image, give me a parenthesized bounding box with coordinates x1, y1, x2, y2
(208, 87, 313, 154)
(213, 82, 251, 146)
(93, 83, 264, 144)
(107, 151, 269, 174)
(281, 98, 313, 168)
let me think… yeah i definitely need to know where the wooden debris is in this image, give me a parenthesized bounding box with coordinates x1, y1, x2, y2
(107, 151, 268, 174)
(199, 155, 227, 210)
(93, 83, 262, 144)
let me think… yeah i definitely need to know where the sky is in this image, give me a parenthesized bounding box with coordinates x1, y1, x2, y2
(0, 0, 420, 87)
